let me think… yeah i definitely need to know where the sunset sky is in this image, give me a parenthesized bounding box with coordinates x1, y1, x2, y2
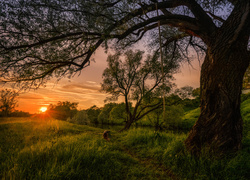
(1, 48, 201, 114)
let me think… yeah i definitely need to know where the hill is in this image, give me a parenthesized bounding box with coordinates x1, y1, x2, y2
(0, 97, 249, 179)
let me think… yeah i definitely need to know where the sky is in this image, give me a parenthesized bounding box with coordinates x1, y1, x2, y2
(1, 48, 201, 114)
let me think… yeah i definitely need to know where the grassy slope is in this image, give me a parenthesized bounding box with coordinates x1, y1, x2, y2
(0, 98, 249, 180)
(0, 117, 172, 179)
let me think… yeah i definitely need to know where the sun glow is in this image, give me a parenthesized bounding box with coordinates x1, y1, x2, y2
(39, 107, 47, 113)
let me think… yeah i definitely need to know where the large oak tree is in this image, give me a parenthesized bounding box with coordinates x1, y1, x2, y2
(1, 0, 250, 155)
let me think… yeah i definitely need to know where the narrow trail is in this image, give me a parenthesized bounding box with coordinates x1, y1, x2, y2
(119, 144, 180, 180)
(102, 131, 180, 179)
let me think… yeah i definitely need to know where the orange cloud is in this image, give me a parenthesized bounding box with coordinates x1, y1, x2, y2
(61, 83, 101, 91)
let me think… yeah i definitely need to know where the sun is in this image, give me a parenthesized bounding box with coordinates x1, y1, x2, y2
(39, 107, 47, 113)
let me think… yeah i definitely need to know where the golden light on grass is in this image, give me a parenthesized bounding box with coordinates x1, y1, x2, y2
(39, 107, 47, 113)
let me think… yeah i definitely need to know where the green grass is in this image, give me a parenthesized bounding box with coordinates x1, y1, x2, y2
(0, 117, 172, 179)
(0, 96, 249, 180)
(242, 99, 250, 120)
(120, 127, 250, 180)
(13, 134, 140, 179)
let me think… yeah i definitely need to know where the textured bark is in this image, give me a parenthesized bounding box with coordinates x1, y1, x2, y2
(185, 39, 249, 156)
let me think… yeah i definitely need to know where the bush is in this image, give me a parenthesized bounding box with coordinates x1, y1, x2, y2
(164, 105, 185, 129)
(68, 110, 89, 125)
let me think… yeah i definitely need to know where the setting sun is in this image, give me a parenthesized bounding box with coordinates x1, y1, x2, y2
(39, 107, 47, 113)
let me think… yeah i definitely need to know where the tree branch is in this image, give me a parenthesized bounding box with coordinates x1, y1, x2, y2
(116, 15, 199, 41)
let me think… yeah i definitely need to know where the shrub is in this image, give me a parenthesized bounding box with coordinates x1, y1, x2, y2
(68, 110, 89, 125)
(164, 105, 185, 129)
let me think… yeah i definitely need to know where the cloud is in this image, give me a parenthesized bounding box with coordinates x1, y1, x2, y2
(86, 81, 97, 84)
(61, 83, 101, 92)
(18, 94, 44, 100)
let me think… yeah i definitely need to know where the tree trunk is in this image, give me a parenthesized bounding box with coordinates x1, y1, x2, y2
(185, 40, 249, 156)
(119, 120, 133, 132)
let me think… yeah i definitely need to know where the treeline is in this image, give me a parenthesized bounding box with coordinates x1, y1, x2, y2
(47, 87, 201, 131)
(0, 110, 31, 117)
(48, 90, 250, 131)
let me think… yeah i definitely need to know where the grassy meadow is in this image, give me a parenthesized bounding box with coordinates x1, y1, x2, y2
(0, 99, 250, 180)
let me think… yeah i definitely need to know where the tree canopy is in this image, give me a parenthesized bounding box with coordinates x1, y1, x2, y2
(2, 0, 248, 88)
(47, 101, 78, 120)
(101, 49, 179, 130)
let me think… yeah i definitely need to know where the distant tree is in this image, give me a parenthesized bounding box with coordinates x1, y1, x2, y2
(11, 110, 30, 117)
(164, 104, 185, 130)
(175, 86, 194, 99)
(98, 103, 117, 124)
(192, 88, 200, 99)
(0, 89, 19, 117)
(86, 105, 101, 124)
(48, 101, 78, 120)
(101, 50, 179, 131)
(69, 110, 89, 125)
(110, 103, 129, 125)
(145, 94, 187, 130)
(173, 87, 200, 111)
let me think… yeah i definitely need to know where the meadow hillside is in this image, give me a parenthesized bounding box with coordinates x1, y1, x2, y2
(0, 98, 249, 179)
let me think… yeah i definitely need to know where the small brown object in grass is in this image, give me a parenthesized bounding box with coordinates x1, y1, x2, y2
(103, 130, 110, 141)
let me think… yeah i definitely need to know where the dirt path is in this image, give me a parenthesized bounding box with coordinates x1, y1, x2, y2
(120, 145, 180, 180)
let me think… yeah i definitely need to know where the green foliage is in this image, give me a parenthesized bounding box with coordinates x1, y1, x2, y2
(68, 110, 89, 125)
(181, 98, 200, 111)
(174, 86, 194, 99)
(86, 105, 101, 124)
(165, 94, 182, 104)
(144, 107, 164, 130)
(97, 103, 117, 124)
(241, 96, 250, 138)
(241, 92, 250, 103)
(192, 87, 200, 98)
(241, 99, 250, 119)
(164, 105, 185, 129)
(110, 103, 127, 124)
(182, 108, 200, 130)
(47, 101, 78, 121)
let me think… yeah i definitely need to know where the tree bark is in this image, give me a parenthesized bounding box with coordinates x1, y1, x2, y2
(185, 39, 250, 156)
(119, 119, 133, 132)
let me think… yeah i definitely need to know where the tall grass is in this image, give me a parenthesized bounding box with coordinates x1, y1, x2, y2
(121, 127, 250, 180)
(10, 134, 138, 179)
(1, 95, 249, 180)
(0, 117, 165, 179)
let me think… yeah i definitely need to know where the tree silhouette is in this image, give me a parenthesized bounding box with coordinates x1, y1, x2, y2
(0, 89, 19, 117)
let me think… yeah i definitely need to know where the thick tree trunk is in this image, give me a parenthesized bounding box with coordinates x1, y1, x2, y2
(185, 41, 249, 156)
